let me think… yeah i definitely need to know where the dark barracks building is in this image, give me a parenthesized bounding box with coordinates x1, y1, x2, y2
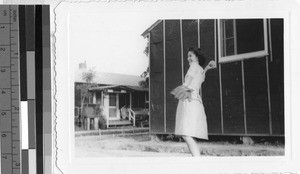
(142, 19, 284, 137)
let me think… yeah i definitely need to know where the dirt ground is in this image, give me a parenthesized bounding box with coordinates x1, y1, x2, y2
(75, 134, 284, 157)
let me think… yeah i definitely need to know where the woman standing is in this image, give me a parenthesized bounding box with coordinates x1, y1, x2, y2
(174, 47, 216, 156)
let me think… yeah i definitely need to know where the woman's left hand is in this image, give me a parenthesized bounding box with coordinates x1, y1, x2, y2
(203, 60, 216, 75)
(208, 60, 216, 69)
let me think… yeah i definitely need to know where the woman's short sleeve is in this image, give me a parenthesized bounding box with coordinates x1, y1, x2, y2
(186, 63, 198, 78)
(182, 64, 198, 87)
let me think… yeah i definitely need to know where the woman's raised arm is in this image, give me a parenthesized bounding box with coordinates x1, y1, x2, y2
(203, 60, 217, 75)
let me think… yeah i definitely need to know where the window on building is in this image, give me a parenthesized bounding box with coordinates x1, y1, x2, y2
(109, 93, 117, 106)
(219, 19, 268, 63)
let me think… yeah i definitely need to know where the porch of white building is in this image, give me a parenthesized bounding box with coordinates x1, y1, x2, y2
(75, 85, 149, 131)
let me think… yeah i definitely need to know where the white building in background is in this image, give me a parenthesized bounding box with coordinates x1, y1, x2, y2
(74, 62, 149, 130)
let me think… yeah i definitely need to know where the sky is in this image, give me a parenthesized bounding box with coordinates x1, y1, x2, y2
(69, 13, 157, 76)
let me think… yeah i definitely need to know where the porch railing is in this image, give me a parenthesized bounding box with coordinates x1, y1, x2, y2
(77, 104, 149, 130)
(128, 108, 149, 127)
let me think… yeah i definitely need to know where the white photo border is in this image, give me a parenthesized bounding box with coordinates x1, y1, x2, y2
(53, 1, 300, 174)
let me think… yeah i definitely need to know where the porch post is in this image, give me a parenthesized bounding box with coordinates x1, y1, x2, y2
(130, 92, 132, 109)
(101, 91, 104, 106)
(86, 118, 90, 131)
(93, 92, 96, 104)
(94, 117, 99, 130)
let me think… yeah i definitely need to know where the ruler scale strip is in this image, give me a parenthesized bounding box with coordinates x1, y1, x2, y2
(19, 5, 27, 102)
(1, 4, 51, 174)
(35, 5, 44, 174)
(19, 5, 30, 174)
(0, 5, 21, 174)
(25, 5, 37, 174)
(42, 5, 51, 174)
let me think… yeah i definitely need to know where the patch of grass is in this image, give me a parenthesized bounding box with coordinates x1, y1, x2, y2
(143, 146, 160, 153)
(76, 135, 284, 156)
(113, 141, 283, 156)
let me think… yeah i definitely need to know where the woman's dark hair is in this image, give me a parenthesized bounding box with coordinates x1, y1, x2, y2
(188, 47, 206, 67)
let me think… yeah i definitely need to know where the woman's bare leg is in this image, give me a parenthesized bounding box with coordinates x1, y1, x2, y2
(182, 135, 200, 156)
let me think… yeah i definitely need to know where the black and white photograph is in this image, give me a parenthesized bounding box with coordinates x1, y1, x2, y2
(53, 1, 300, 174)
(72, 14, 284, 157)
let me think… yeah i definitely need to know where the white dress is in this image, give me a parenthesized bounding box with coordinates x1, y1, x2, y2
(174, 62, 208, 140)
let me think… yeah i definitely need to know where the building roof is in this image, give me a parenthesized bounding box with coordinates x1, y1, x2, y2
(141, 20, 162, 38)
(89, 85, 148, 92)
(75, 70, 145, 87)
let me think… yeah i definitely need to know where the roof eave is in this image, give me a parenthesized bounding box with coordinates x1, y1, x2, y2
(88, 85, 148, 92)
(141, 20, 163, 38)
